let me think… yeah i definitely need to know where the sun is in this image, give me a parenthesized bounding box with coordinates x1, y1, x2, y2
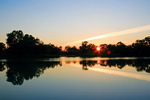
(96, 47, 100, 51)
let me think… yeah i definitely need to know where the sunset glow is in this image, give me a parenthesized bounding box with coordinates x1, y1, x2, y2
(68, 25, 150, 46)
(0, 0, 150, 99)
(96, 47, 100, 51)
(84, 25, 150, 41)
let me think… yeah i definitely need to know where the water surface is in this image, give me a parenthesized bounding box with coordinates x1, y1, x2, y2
(0, 57, 150, 100)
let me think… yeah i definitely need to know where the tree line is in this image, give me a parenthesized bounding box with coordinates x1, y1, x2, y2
(0, 30, 150, 58)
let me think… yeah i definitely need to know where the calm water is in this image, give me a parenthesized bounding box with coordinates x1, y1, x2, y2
(0, 57, 150, 100)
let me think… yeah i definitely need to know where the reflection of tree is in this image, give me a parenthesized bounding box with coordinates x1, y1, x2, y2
(79, 59, 150, 73)
(107, 60, 126, 69)
(100, 60, 107, 66)
(131, 60, 150, 73)
(5, 61, 61, 85)
(80, 60, 97, 70)
(0, 62, 5, 71)
(2, 59, 150, 85)
(65, 61, 71, 64)
(102, 59, 150, 73)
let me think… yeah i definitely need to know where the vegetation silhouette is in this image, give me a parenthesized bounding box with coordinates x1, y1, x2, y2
(106, 59, 150, 73)
(0, 42, 6, 58)
(6, 30, 61, 58)
(63, 59, 150, 73)
(64, 45, 79, 56)
(0, 58, 150, 85)
(0, 30, 150, 58)
(79, 59, 150, 73)
(0, 62, 5, 71)
(2, 61, 61, 85)
(80, 60, 97, 70)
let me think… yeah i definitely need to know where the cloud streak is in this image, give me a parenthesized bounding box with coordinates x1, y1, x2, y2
(68, 25, 150, 46)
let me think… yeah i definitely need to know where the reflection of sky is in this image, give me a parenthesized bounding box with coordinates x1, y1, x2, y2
(88, 67, 150, 82)
(0, 58, 150, 100)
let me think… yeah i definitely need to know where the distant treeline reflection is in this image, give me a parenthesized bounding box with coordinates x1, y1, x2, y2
(64, 59, 150, 73)
(0, 59, 150, 85)
(80, 59, 150, 73)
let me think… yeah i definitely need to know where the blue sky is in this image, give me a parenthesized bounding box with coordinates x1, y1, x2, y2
(0, 0, 150, 47)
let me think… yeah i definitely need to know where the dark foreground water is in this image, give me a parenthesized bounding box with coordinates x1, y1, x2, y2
(0, 57, 150, 100)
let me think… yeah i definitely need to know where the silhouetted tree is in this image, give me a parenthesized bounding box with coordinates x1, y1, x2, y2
(35, 43, 61, 55)
(0, 62, 5, 71)
(116, 41, 127, 56)
(0, 42, 5, 53)
(0, 42, 6, 58)
(6, 30, 24, 48)
(107, 37, 150, 57)
(79, 41, 88, 54)
(65, 45, 78, 55)
(79, 41, 97, 56)
(131, 36, 150, 56)
(99, 44, 109, 56)
(6, 30, 61, 56)
(6, 30, 41, 55)
(107, 44, 117, 56)
(144, 36, 150, 45)
(87, 43, 96, 54)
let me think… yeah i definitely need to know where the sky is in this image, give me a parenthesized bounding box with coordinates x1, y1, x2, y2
(0, 0, 150, 47)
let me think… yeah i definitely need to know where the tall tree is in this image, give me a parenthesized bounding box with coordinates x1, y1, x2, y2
(79, 41, 88, 54)
(144, 36, 150, 45)
(6, 30, 41, 54)
(0, 42, 5, 53)
(6, 30, 24, 47)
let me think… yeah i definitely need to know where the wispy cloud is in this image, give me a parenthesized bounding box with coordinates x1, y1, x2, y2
(68, 25, 150, 46)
